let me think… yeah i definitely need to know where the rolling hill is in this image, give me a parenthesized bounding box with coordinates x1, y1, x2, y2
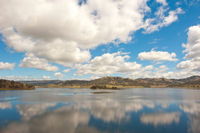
(0, 79, 35, 90)
(21, 76, 200, 89)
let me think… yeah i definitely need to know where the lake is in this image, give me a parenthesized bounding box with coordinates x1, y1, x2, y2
(0, 88, 200, 133)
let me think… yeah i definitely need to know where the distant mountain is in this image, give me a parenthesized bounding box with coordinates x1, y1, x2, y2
(21, 76, 200, 89)
(168, 76, 200, 88)
(20, 80, 62, 86)
(0, 79, 35, 90)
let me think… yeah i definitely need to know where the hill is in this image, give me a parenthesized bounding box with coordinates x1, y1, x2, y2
(21, 76, 200, 89)
(0, 79, 35, 90)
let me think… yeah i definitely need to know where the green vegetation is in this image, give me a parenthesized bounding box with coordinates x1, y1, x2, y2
(0, 79, 35, 90)
(90, 85, 119, 89)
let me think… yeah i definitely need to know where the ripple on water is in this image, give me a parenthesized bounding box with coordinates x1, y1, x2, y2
(0, 97, 19, 102)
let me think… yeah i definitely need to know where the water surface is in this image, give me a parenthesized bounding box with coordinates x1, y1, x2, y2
(0, 88, 200, 133)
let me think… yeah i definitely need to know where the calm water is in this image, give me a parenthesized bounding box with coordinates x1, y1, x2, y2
(0, 88, 200, 133)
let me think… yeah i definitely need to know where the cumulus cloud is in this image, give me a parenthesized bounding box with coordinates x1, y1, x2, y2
(0, 75, 53, 81)
(0, 0, 183, 68)
(132, 69, 199, 79)
(0, 62, 15, 70)
(177, 60, 200, 71)
(129, 64, 173, 78)
(183, 25, 200, 59)
(138, 24, 200, 79)
(177, 25, 200, 72)
(0, 0, 147, 66)
(138, 50, 178, 61)
(74, 50, 190, 79)
(42, 75, 51, 80)
(20, 54, 58, 71)
(63, 69, 70, 73)
(76, 52, 141, 75)
(54, 72, 64, 78)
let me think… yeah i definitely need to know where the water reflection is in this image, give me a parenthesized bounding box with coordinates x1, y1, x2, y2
(140, 112, 180, 126)
(0, 88, 200, 133)
(17, 103, 56, 120)
(1, 106, 90, 133)
(180, 102, 200, 133)
(0, 102, 12, 110)
(188, 114, 200, 133)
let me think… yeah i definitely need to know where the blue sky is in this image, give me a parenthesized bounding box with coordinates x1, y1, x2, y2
(0, 0, 200, 80)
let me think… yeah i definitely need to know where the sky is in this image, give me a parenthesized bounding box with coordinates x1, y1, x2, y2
(0, 0, 200, 80)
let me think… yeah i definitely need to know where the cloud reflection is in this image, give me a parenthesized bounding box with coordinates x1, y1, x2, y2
(179, 102, 200, 133)
(0, 88, 200, 133)
(17, 103, 56, 120)
(74, 98, 156, 122)
(140, 112, 180, 126)
(0, 106, 90, 133)
(0, 98, 166, 133)
(180, 102, 200, 114)
(0, 102, 12, 110)
(188, 114, 200, 133)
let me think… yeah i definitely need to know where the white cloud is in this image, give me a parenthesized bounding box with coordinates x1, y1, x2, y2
(177, 60, 200, 71)
(183, 25, 200, 59)
(74, 50, 194, 79)
(129, 64, 173, 79)
(54, 72, 64, 78)
(42, 75, 51, 80)
(20, 54, 58, 71)
(177, 25, 200, 72)
(63, 69, 70, 73)
(0, 0, 183, 67)
(144, 6, 184, 33)
(159, 65, 168, 70)
(30, 39, 91, 66)
(156, 0, 168, 6)
(0, 0, 147, 66)
(0, 75, 55, 81)
(138, 50, 178, 61)
(76, 52, 141, 75)
(0, 62, 15, 70)
(128, 63, 200, 79)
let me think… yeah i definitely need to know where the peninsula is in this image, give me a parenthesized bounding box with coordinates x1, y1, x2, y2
(0, 79, 35, 90)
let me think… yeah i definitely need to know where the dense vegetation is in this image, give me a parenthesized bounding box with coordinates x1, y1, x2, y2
(90, 85, 119, 89)
(0, 79, 35, 90)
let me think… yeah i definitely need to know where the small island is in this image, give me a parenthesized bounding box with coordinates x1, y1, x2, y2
(90, 85, 119, 89)
(0, 79, 35, 90)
